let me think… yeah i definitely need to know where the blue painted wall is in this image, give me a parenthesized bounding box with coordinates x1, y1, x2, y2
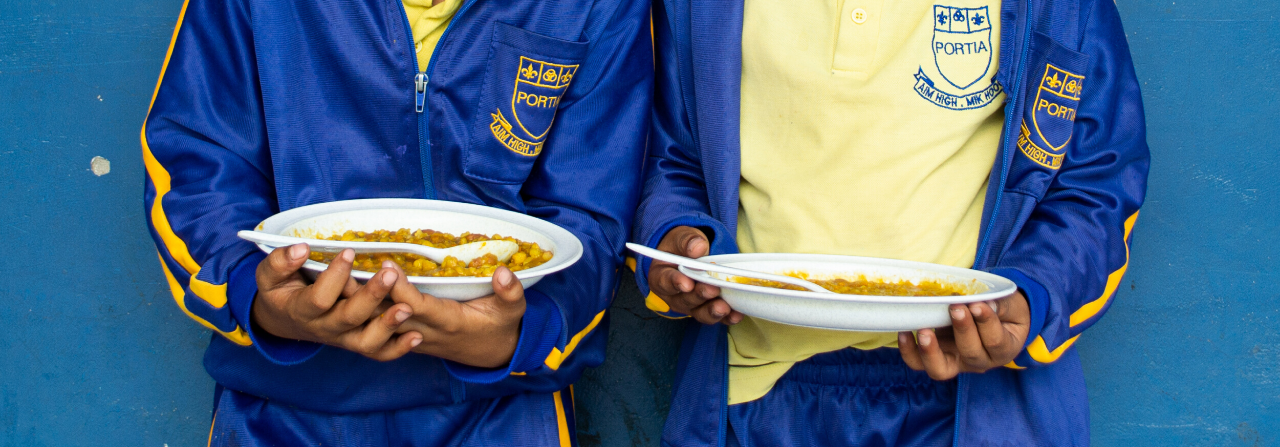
(1075, 2, 1280, 445)
(0, 0, 1274, 445)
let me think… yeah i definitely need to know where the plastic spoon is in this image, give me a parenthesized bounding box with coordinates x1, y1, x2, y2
(238, 230, 520, 265)
(625, 243, 835, 294)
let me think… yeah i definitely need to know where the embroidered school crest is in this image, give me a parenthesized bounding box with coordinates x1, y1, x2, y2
(912, 5, 1001, 110)
(1031, 63, 1084, 152)
(490, 56, 578, 156)
(932, 5, 992, 90)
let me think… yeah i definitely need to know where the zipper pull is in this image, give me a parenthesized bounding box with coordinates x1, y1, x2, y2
(415, 73, 428, 113)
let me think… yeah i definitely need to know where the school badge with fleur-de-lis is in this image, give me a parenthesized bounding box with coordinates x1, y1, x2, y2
(489, 56, 579, 156)
(933, 5, 992, 90)
(1031, 63, 1085, 153)
(1017, 63, 1085, 170)
(912, 5, 1003, 110)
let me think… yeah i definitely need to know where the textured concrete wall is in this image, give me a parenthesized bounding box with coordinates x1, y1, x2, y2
(0, 0, 1275, 445)
(1072, 2, 1280, 445)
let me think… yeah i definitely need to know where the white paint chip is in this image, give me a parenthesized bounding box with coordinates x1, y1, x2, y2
(90, 156, 111, 176)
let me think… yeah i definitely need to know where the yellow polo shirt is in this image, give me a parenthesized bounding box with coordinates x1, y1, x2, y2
(729, 0, 1006, 404)
(403, 0, 462, 70)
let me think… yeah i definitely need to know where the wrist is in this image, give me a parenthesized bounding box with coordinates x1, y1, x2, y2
(988, 267, 1048, 347)
(234, 253, 323, 365)
(443, 288, 562, 384)
(424, 321, 520, 369)
(247, 291, 312, 343)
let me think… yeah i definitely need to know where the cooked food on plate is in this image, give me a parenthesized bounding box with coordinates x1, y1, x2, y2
(308, 228, 553, 277)
(732, 273, 967, 296)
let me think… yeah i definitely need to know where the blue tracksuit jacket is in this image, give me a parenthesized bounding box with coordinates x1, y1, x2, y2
(141, 0, 651, 421)
(632, 0, 1149, 445)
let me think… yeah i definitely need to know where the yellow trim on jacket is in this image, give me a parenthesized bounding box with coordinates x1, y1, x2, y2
(553, 389, 572, 447)
(544, 310, 606, 370)
(143, 0, 237, 335)
(159, 254, 251, 346)
(1025, 211, 1138, 363)
(1069, 211, 1139, 326)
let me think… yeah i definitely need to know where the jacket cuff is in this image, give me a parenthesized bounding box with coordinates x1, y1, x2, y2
(228, 251, 323, 365)
(988, 267, 1048, 348)
(445, 288, 563, 384)
(634, 215, 730, 307)
(636, 217, 738, 319)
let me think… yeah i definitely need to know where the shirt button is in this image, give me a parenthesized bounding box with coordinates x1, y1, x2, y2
(851, 8, 868, 24)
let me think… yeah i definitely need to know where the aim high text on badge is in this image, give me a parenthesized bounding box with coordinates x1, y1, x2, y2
(913, 5, 1002, 110)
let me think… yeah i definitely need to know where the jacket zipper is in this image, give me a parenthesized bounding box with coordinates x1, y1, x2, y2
(416, 73, 428, 113)
(395, 2, 435, 199)
(956, 2, 1034, 446)
(394, 0, 480, 401)
(974, 7, 1032, 270)
(397, 0, 480, 201)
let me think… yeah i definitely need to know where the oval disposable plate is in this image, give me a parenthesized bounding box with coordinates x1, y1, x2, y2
(677, 253, 1017, 332)
(251, 198, 583, 301)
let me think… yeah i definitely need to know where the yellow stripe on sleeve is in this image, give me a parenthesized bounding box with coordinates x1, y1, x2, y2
(159, 253, 251, 346)
(644, 292, 671, 313)
(645, 292, 690, 319)
(629, 256, 687, 318)
(189, 279, 229, 308)
(1027, 334, 1080, 364)
(142, 146, 197, 274)
(142, 0, 194, 273)
(141, 0, 231, 310)
(1022, 211, 1138, 364)
(1069, 211, 1138, 327)
(543, 310, 606, 370)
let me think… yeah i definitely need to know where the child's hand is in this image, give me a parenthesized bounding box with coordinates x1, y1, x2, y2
(386, 264, 525, 369)
(251, 244, 423, 361)
(897, 291, 1031, 380)
(648, 226, 744, 325)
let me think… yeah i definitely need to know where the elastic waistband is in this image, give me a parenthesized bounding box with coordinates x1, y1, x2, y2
(779, 347, 942, 389)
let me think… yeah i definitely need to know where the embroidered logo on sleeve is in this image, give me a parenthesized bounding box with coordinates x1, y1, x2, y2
(1018, 63, 1083, 170)
(913, 5, 1002, 110)
(1031, 63, 1083, 152)
(1017, 121, 1063, 169)
(490, 56, 578, 156)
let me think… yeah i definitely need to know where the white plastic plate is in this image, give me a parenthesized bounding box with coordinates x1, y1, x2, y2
(678, 253, 1017, 332)
(251, 198, 583, 301)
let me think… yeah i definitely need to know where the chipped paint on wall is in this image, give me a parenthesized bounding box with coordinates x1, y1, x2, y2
(90, 156, 111, 176)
